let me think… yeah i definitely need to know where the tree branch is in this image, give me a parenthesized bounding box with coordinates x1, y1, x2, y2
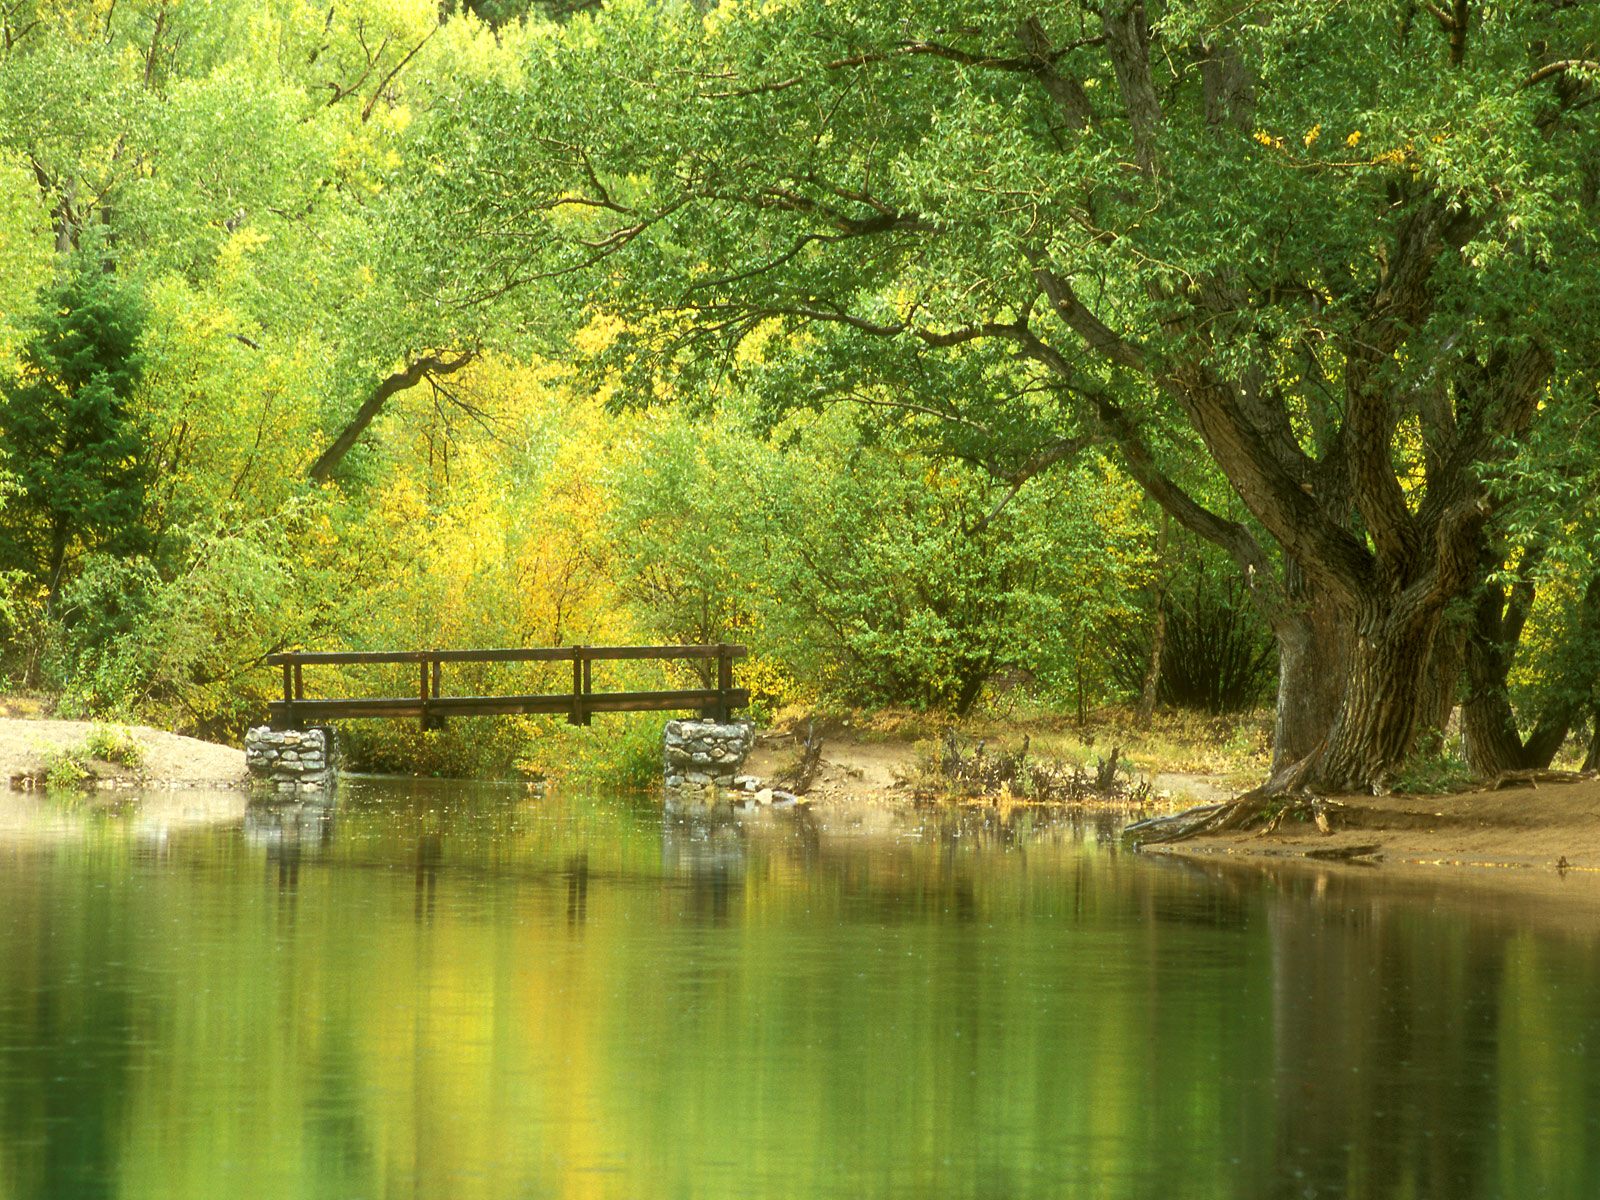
(307, 349, 478, 483)
(361, 25, 436, 123)
(1100, 2, 1162, 176)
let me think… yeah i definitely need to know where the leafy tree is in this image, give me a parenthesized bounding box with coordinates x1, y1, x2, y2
(603, 406, 1156, 715)
(416, 0, 1600, 793)
(0, 269, 149, 602)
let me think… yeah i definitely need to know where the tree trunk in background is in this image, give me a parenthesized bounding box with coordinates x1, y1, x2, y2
(1460, 579, 1530, 775)
(1137, 512, 1170, 727)
(45, 519, 69, 610)
(1462, 571, 1598, 775)
(307, 350, 476, 484)
(1137, 601, 1167, 726)
(1415, 614, 1465, 755)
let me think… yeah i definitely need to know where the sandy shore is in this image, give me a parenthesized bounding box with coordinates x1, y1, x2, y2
(750, 725, 1600, 881)
(1143, 776, 1600, 874)
(0, 715, 247, 789)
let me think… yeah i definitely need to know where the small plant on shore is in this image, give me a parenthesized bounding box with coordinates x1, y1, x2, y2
(522, 715, 671, 792)
(42, 749, 90, 792)
(1391, 751, 1476, 795)
(914, 730, 1151, 805)
(83, 724, 143, 769)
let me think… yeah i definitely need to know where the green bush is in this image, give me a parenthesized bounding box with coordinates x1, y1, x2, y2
(42, 750, 89, 792)
(83, 724, 143, 769)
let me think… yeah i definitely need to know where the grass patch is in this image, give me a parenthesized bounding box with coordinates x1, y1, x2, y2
(936, 706, 1273, 788)
(522, 714, 671, 793)
(1390, 751, 1476, 795)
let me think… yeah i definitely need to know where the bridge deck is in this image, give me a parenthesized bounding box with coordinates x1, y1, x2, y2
(266, 645, 748, 730)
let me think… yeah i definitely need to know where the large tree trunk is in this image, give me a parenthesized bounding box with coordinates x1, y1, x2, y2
(1302, 598, 1443, 793)
(1270, 600, 1346, 775)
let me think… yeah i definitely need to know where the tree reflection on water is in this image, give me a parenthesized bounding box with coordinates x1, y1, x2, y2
(0, 781, 1597, 1199)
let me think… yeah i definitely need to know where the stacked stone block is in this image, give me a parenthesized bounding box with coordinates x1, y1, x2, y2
(663, 719, 755, 798)
(245, 726, 337, 793)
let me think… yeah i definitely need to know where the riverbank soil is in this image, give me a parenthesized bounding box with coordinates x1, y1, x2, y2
(0, 715, 247, 789)
(1148, 776, 1600, 872)
(748, 716, 1600, 878)
(744, 712, 1243, 807)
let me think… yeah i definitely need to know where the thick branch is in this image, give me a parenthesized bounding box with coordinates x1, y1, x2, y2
(1017, 16, 1094, 131)
(1100, 2, 1162, 175)
(307, 350, 477, 483)
(1520, 59, 1600, 90)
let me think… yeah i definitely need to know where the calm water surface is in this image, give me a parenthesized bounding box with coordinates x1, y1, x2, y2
(2, 780, 1599, 1199)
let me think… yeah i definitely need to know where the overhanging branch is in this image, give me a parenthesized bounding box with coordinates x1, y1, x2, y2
(307, 349, 478, 483)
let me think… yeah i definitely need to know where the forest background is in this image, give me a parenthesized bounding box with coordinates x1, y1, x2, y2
(1, 0, 1595, 791)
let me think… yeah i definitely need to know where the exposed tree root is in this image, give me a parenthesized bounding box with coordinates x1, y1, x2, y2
(1126, 781, 1347, 844)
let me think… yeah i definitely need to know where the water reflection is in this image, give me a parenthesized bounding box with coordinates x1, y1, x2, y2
(0, 783, 1599, 1199)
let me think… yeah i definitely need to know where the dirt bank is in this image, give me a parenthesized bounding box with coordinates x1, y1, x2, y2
(0, 716, 247, 789)
(1145, 776, 1600, 873)
(749, 723, 1600, 879)
(743, 726, 1235, 807)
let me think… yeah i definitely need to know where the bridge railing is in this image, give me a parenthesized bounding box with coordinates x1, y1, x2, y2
(265, 644, 749, 731)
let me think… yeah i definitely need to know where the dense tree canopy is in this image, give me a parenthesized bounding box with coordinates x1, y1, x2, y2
(412, 0, 1600, 790)
(1, 0, 1597, 790)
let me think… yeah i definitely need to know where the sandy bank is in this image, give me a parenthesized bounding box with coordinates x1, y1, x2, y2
(1146, 776, 1600, 875)
(0, 715, 247, 790)
(749, 724, 1600, 882)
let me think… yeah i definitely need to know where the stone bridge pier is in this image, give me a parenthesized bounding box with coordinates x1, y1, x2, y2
(663, 719, 755, 811)
(245, 726, 338, 793)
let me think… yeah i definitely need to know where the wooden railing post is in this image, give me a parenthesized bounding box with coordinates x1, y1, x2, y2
(570, 646, 586, 726)
(431, 659, 443, 730)
(419, 661, 430, 731)
(281, 661, 295, 730)
(716, 643, 732, 722)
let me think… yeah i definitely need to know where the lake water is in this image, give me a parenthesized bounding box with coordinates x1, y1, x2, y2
(2, 780, 1599, 1199)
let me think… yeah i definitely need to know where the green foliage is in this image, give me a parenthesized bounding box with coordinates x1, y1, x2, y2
(83, 724, 143, 768)
(1391, 751, 1476, 796)
(41, 748, 89, 792)
(1111, 537, 1277, 714)
(0, 269, 149, 595)
(5, 0, 1598, 791)
(604, 408, 1156, 715)
(538, 715, 671, 793)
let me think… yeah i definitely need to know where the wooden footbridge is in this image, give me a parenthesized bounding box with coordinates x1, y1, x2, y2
(267, 644, 748, 731)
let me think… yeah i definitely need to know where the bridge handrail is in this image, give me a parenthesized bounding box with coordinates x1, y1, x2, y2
(265, 645, 746, 666)
(266, 643, 748, 730)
